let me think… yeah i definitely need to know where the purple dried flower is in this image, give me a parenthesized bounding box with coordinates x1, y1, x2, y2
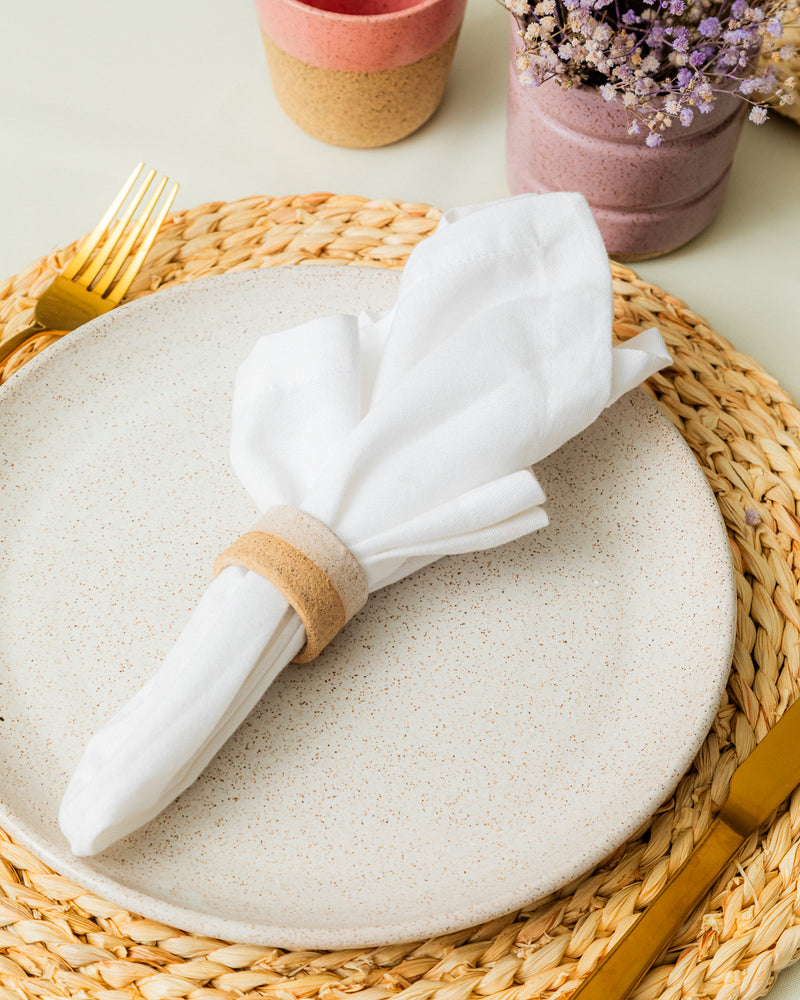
(760, 68, 779, 89)
(724, 26, 757, 43)
(744, 508, 761, 526)
(504, 0, 799, 142)
(671, 25, 692, 50)
(699, 15, 721, 36)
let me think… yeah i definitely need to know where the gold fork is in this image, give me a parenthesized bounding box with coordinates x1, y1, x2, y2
(0, 163, 179, 370)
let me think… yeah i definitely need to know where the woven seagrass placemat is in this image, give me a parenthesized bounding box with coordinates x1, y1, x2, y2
(1, 193, 800, 1000)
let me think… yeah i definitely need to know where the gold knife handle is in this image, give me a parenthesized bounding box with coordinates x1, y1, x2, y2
(568, 818, 744, 1000)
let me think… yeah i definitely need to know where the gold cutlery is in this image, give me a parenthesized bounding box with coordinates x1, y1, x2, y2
(0, 163, 178, 371)
(569, 695, 800, 1000)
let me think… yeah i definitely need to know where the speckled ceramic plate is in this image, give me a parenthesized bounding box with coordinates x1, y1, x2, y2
(0, 267, 735, 949)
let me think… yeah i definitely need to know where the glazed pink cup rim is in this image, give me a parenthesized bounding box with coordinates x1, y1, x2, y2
(254, 0, 467, 72)
(276, 0, 453, 24)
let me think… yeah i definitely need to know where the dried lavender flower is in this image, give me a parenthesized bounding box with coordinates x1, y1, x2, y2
(504, 0, 800, 140)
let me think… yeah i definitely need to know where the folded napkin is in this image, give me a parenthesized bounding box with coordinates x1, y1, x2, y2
(59, 192, 670, 856)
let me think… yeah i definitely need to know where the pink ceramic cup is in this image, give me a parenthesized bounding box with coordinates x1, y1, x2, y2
(254, 0, 467, 147)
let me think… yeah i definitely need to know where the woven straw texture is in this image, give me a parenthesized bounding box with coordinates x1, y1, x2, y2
(2, 193, 800, 1000)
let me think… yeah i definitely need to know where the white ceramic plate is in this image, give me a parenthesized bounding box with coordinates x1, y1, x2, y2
(0, 267, 735, 948)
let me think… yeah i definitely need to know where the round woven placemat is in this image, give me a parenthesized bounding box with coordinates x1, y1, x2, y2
(1, 193, 800, 1000)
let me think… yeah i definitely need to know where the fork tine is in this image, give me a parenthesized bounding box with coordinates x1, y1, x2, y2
(91, 176, 167, 297)
(77, 168, 157, 288)
(105, 181, 179, 305)
(62, 163, 145, 280)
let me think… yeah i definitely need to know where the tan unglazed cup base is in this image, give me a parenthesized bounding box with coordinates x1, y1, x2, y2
(262, 30, 460, 147)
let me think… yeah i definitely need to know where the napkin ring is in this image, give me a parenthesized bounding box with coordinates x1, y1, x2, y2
(213, 506, 368, 663)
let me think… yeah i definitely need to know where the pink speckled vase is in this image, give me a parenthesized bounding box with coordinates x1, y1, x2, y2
(255, 0, 467, 147)
(506, 53, 748, 259)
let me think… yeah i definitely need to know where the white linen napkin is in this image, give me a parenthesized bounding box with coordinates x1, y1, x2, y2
(59, 192, 671, 856)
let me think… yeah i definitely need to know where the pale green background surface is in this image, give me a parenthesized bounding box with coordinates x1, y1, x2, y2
(0, 0, 799, 991)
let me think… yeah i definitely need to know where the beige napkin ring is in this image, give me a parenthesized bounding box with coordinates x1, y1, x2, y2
(213, 506, 368, 663)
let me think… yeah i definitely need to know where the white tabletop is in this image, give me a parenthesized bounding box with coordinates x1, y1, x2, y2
(1, 0, 800, 989)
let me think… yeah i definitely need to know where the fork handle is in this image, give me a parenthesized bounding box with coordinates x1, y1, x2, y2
(0, 323, 48, 367)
